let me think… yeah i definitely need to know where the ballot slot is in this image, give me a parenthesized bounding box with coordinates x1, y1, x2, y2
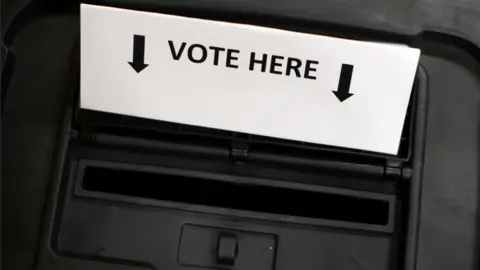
(78, 162, 393, 228)
(75, 87, 414, 169)
(76, 75, 417, 159)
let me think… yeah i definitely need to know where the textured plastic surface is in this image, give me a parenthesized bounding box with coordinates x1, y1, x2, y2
(1, 1, 479, 270)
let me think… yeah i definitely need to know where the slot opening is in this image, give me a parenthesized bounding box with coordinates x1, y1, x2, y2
(74, 82, 417, 167)
(82, 165, 390, 226)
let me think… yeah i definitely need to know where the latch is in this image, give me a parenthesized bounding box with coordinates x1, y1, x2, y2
(217, 233, 238, 265)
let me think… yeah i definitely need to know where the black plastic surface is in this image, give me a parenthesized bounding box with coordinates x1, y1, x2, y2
(1, 1, 479, 270)
(5, 22, 428, 270)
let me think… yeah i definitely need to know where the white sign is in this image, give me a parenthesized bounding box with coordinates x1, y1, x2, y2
(80, 4, 420, 155)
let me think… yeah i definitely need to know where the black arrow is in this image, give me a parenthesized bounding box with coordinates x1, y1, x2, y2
(332, 64, 354, 102)
(128, 35, 148, 73)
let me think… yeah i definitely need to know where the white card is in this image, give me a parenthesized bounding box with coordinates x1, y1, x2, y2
(80, 4, 420, 154)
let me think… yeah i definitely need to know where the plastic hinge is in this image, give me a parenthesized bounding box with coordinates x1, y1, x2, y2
(230, 140, 249, 163)
(384, 159, 403, 178)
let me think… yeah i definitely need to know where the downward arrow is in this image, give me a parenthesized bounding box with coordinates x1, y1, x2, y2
(332, 64, 354, 102)
(128, 35, 148, 73)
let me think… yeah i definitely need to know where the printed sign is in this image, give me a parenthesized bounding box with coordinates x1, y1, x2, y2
(80, 4, 420, 154)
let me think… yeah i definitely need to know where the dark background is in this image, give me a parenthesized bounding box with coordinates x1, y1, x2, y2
(2, 1, 479, 269)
